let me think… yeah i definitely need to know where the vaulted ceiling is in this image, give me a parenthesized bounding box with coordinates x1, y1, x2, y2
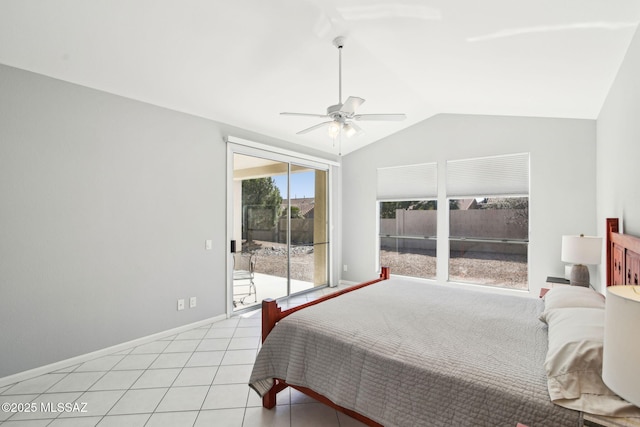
(1, 1, 639, 155)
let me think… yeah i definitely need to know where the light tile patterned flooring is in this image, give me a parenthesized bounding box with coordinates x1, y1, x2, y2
(0, 286, 366, 427)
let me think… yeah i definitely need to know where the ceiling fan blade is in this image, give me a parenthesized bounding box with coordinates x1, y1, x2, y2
(281, 112, 329, 119)
(340, 96, 365, 114)
(354, 113, 406, 121)
(296, 121, 333, 135)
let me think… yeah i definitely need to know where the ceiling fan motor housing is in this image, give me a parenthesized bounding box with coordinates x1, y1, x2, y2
(327, 104, 349, 122)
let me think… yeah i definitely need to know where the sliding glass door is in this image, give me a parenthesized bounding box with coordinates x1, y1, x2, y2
(231, 152, 329, 311)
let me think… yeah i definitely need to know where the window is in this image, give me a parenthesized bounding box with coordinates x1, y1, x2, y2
(379, 201, 437, 279)
(446, 154, 529, 289)
(375, 154, 529, 289)
(377, 163, 437, 279)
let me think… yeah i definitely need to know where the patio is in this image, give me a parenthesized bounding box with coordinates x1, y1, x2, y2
(233, 272, 319, 311)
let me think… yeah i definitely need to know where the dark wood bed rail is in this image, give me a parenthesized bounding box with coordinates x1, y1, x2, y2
(261, 266, 390, 343)
(606, 218, 640, 286)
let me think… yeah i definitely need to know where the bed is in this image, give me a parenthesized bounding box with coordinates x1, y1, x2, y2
(249, 218, 640, 426)
(606, 218, 640, 286)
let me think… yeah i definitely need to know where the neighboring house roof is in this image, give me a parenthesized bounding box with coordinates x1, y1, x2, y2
(457, 199, 479, 210)
(282, 198, 315, 217)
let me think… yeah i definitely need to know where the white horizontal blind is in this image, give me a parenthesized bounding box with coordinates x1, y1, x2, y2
(377, 163, 437, 200)
(446, 153, 529, 197)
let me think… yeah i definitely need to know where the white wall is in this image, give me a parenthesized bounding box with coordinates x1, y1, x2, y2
(0, 64, 338, 378)
(596, 26, 640, 289)
(341, 113, 596, 298)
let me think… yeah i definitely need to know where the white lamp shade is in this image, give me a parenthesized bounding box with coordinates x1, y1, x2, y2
(561, 235, 602, 265)
(603, 286, 640, 407)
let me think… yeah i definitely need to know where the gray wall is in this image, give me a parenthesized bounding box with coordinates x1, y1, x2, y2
(596, 26, 640, 290)
(341, 114, 597, 298)
(0, 64, 223, 377)
(0, 64, 338, 377)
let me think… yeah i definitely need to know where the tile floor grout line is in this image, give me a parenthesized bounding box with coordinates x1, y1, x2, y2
(144, 319, 220, 426)
(58, 365, 112, 424)
(138, 327, 209, 427)
(90, 337, 176, 425)
(193, 318, 231, 427)
(3, 368, 71, 423)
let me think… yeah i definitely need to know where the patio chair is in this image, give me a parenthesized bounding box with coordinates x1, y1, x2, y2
(233, 252, 257, 307)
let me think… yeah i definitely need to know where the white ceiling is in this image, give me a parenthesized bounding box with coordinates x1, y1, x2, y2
(1, 1, 639, 155)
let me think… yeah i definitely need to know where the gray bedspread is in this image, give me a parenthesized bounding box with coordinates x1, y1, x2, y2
(250, 279, 582, 427)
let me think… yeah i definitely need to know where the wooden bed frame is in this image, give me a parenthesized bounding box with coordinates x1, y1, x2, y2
(259, 266, 390, 426)
(606, 218, 640, 286)
(256, 218, 639, 425)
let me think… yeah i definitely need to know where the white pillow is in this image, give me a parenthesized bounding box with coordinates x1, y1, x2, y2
(543, 285, 605, 311)
(544, 307, 640, 417)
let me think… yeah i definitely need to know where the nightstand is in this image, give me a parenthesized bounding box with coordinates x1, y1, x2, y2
(584, 413, 640, 427)
(540, 276, 571, 297)
(546, 276, 570, 288)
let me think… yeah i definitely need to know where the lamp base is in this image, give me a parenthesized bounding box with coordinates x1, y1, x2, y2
(570, 264, 590, 287)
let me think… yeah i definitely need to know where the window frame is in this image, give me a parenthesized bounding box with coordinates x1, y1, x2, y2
(375, 162, 438, 279)
(377, 199, 438, 280)
(447, 195, 529, 289)
(374, 153, 531, 290)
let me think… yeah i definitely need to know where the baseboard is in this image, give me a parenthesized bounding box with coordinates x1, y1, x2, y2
(0, 314, 227, 388)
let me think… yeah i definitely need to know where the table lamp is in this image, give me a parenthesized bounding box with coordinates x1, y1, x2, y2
(603, 285, 640, 407)
(561, 234, 602, 286)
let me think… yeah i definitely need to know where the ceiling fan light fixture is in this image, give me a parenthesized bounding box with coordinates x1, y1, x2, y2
(327, 121, 341, 138)
(343, 123, 357, 138)
(281, 36, 406, 146)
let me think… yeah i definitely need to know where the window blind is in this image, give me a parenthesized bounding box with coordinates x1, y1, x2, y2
(446, 153, 529, 197)
(377, 162, 437, 200)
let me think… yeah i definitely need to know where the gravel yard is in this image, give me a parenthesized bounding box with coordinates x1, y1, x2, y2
(244, 241, 316, 282)
(379, 250, 527, 289)
(242, 241, 528, 290)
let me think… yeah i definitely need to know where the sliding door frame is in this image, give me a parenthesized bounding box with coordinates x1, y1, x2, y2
(226, 137, 337, 316)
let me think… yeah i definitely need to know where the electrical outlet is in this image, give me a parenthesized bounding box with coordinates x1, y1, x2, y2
(343, 264, 348, 272)
(190, 297, 197, 308)
(177, 299, 185, 311)
(205, 240, 212, 250)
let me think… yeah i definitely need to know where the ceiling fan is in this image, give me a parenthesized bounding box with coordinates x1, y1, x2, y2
(281, 36, 406, 139)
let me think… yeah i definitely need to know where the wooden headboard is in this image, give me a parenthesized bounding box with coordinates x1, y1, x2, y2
(606, 218, 640, 286)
